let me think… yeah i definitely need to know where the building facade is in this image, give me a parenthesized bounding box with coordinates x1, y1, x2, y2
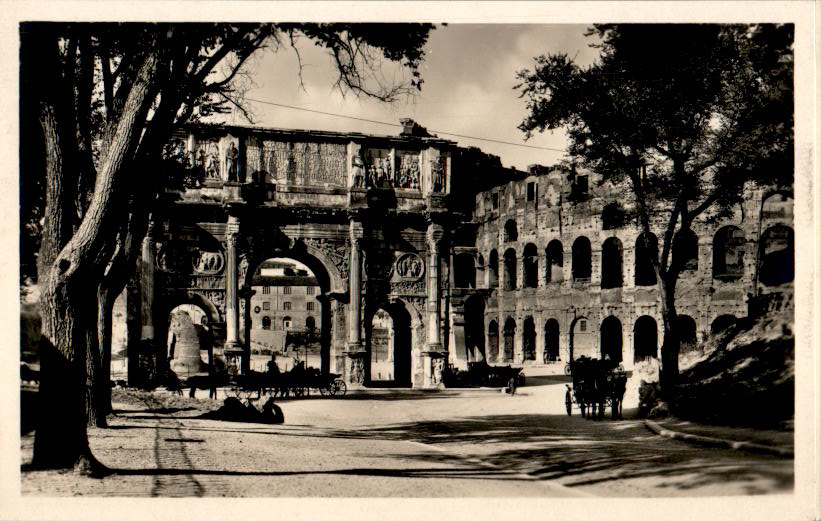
(118, 120, 794, 388)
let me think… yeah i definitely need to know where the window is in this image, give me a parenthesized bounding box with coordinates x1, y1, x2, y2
(306, 286, 315, 295)
(504, 220, 518, 242)
(527, 182, 535, 201)
(572, 236, 592, 282)
(307, 302, 314, 311)
(579, 319, 587, 332)
(283, 317, 292, 330)
(283, 286, 292, 295)
(261, 316, 271, 330)
(262, 286, 271, 295)
(283, 302, 291, 311)
(262, 301, 270, 311)
(492, 192, 499, 210)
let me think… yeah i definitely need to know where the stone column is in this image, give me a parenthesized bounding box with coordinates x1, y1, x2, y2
(224, 216, 242, 364)
(426, 223, 445, 349)
(140, 222, 156, 343)
(346, 220, 366, 385)
(425, 223, 446, 387)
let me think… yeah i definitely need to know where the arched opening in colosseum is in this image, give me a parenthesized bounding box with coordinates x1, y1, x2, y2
(523, 316, 536, 361)
(545, 240, 563, 283)
(758, 225, 794, 287)
(166, 304, 211, 377)
(463, 295, 486, 363)
(635, 232, 659, 286)
(572, 237, 592, 282)
(571, 316, 595, 359)
(488, 249, 499, 288)
(761, 191, 793, 220)
(454, 252, 476, 289)
(673, 228, 699, 271)
(713, 226, 745, 281)
(676, 315, 698, 353)
(544, 319, 560, 362)
(601, 237, 623, 289)
(504, 219, 518, 242)
(487, 320, 499, 361)
(368, 303, 412, 387)
(600, 316, 622, 363)
(523, 243, 539, 288)
(601, 201, 627, 230)
(710, 314, 737, 335)
(633, 315, 658, 362)
(503, 317, 516, 362)
(503, 248, 517, 290)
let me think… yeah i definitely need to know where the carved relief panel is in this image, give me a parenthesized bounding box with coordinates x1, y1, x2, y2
(363, 148, 393, 188)
(259, 140, 347, 187)
(395, 151, 421, 190)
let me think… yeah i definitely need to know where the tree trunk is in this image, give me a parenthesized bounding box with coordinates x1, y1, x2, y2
(658, 273, 680, 398)
(34, 272, 100, 471)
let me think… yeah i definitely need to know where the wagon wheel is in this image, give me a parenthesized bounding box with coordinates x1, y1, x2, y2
(330, 378, 347, 397)
(293, 386, 306, 398)
(319, 385, 328, 396)
(565, 389, 572, 416)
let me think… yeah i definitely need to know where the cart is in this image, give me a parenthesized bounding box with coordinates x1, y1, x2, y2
(564, 356, 627, 420)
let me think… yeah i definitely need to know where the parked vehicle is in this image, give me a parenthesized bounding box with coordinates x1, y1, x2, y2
(565, 356, 627, 420)
(444, 361, 525, 388)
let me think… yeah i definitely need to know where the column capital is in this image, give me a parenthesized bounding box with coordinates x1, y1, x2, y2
(426, 223, 445, 250)
(349, 220, 364, 244)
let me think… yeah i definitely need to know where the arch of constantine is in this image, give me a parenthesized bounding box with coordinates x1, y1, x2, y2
(118, 120, 794, 389)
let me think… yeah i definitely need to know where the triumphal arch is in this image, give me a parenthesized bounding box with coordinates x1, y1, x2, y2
(135, 120, 455, 388)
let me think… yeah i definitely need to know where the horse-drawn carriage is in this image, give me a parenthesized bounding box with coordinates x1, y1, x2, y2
(565, 356, 627, 420)
(227, 364, 347, 400)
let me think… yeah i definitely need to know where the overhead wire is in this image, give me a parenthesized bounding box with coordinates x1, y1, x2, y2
(244, 97, 566, 153)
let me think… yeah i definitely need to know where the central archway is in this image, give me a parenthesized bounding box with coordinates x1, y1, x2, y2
(368, 301, 412, 387)
(241, 239, 342, 375)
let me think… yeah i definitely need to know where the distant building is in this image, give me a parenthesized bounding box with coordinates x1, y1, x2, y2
(248, 260, 321, 352)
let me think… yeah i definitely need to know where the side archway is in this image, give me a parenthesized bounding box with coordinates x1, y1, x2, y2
(600, 316, 623, 363)
(633, 315, 658, 362)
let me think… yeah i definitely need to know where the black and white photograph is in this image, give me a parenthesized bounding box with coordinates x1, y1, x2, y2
(2, 2, 817, 520)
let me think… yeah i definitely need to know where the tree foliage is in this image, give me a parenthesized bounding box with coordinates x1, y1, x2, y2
(516, 24, 793, 392)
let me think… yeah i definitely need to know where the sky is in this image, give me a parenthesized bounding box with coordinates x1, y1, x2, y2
(225, 24, 602, 171)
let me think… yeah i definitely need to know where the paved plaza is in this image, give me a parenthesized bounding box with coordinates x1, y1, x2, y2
(20, 369, 793, 498)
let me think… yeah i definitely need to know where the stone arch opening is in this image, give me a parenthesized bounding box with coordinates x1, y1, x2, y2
(544, 319, 560, 362)
(488, 249, 499, 288)
(487, 320, 499, 362)
(673, 228, 699, 271)
(367, 302, 412, 387)
(677, 315, 698, 353)
(711, 314, 737, 335)
(758, 225, 794, 286)
(503, 248, 517, 290)
(600, 316, 622, 363)
(523, 316, 536, 361)
(245, 252, 329, 373)
(523, 243, 538, 288)
(633, 315, 658, 362)
(454, 252, 476, 289)
(601, 237, 623, 289)
(503, 317, 516, 362)
(166, 303, 211, 377)
(504, 219, 518, 242)
(546, 240, 563, 283)
(570, 316, 595, 360)
(572, 236, 592, 282)
(635, 232, 659, 286)
(463, 295, 486, 363)
(713, 226, 745, 281)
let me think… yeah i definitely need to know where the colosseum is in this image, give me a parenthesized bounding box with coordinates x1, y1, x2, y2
(117, 119, 794, 387)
